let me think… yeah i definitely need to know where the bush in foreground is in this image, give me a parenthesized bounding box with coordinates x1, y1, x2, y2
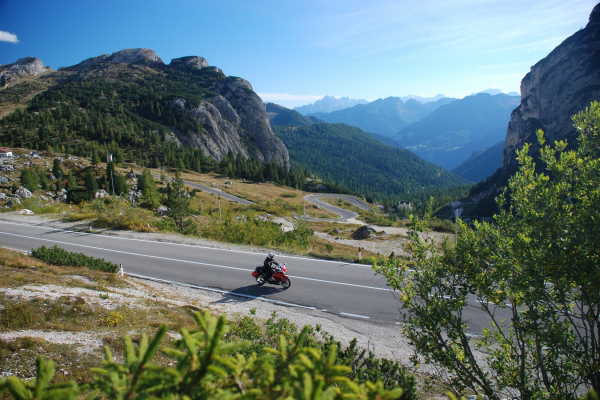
(0, 310, 406, 400)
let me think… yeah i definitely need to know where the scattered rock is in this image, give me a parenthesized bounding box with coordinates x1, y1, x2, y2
(17, 209, 34, 215)
(333, 228, 341, 234)
(0, 165, 14, 172)
(7, 198, 21, 206)
(95, 189, 108, 198)
(126, 171, 136, 179)
(15, 187, 33, 199)
(157, 206, 168, 216)
(352, 225, 377, 240)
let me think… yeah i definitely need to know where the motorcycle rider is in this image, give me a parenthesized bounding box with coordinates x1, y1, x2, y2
(262, 252, 279, 282)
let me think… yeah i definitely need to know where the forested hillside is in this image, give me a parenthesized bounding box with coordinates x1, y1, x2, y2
(452, 140, 505, 182)
(274, 123, 469, 205)
(0, 66, 301, 186)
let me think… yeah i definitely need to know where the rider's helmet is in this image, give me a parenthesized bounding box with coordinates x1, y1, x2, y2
(267, 252, 275, 259)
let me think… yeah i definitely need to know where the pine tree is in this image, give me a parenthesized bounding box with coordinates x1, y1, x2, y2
(169, 169, 190, 231)
(140, 168, 160, 209)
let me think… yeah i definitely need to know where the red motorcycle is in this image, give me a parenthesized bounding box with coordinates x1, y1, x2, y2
(252, 263, 291, 289)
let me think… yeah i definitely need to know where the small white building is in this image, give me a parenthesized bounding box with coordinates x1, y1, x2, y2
(398, 200, 412, 210)
(0, 147, 13, 158)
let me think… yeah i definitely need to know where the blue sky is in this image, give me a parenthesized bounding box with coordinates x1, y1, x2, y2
(0, 0, 596, 108)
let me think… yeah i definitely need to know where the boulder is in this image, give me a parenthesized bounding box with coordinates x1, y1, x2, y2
(157, 205, 169, 216)
(7, 198, 21, 206)
(17, 209, 34, 215)
(128, 190, 141, 203)
(126, 171, 136, 179)
(56, 194, 67, 202)
(95, 189, 108, 198)
(0, 192, 6, 200)
(15, 187, 33, 199)
(0, 165, 14, 172)
(352, 225, 377, 240)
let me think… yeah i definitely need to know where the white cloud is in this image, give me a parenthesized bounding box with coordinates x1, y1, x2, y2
(257, 93, 323, 102)
(0, 30, 19, 43)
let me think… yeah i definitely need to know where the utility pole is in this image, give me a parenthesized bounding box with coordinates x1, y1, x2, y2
(454, 209, 458, 245)
(111, 171, 115, 195)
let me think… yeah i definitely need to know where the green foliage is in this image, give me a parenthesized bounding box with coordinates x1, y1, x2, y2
(168, 169, 190, 231)
(66, 187, 94, 204)
(105, 162, 128, 195)
(52, 158, 62, 179)
(19, 168, 40, 192)
(201, 212, 313, 249)
(0, 310, 406, 400)
(139, 168, 160, 209)
(84, 168, 98, 195)
(374, 103, 600, 399)
(31, 245, 119, 273)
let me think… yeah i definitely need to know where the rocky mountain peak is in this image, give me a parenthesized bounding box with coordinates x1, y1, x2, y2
(0, 57, 52, 79)
(61, 48, 164, 71)
(171, 56, 209, 69)
(109, 48, 163, 64)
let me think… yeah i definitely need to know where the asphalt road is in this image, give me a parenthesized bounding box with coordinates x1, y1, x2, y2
(0, 220, 509, 332)
(304, 194, 372, 220)
(183, 181, 253, 206)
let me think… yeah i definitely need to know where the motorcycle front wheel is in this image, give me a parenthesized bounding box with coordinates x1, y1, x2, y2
(281, 277, 291, 289)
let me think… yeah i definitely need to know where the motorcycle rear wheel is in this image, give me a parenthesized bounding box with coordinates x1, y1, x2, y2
(281, 277, 291, 289)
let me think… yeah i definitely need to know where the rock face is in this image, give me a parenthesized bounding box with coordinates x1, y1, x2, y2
(502, 4, 600, 171)
(61, 48, 164, 71)
(211, 77, 289, 164)
(0, 57, 52, 82)
(171, 56, 209, 70)
(352, 225, 376, 240)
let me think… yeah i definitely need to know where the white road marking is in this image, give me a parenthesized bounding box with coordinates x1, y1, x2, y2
(339, 312, 370, 319)
(0, 220, 371, 267)
(126, 273, 316, 310)
(0, 231, 390, 291)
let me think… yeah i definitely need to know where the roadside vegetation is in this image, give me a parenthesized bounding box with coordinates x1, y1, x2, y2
(0, 149, 406, 263)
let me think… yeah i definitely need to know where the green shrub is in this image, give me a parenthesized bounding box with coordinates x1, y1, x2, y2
(31, 245, 119, 273)
(0, 311, 407, 400)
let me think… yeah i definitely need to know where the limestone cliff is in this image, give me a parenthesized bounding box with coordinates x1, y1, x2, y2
(210, 77, 289, 165)
(502, 4, 600, 171)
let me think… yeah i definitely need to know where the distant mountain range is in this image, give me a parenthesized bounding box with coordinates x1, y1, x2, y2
(306, 96, 456, 137)
(293, 96, 368, 115)
(267, 104, 468, 202)
(393, 93, 520, 171)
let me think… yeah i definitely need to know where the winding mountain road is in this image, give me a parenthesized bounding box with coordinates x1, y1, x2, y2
(304, 194, 372, 221)
(0, 219, 509, 333)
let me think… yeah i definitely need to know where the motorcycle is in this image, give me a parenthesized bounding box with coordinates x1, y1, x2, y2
(252, 263, 291, 289)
